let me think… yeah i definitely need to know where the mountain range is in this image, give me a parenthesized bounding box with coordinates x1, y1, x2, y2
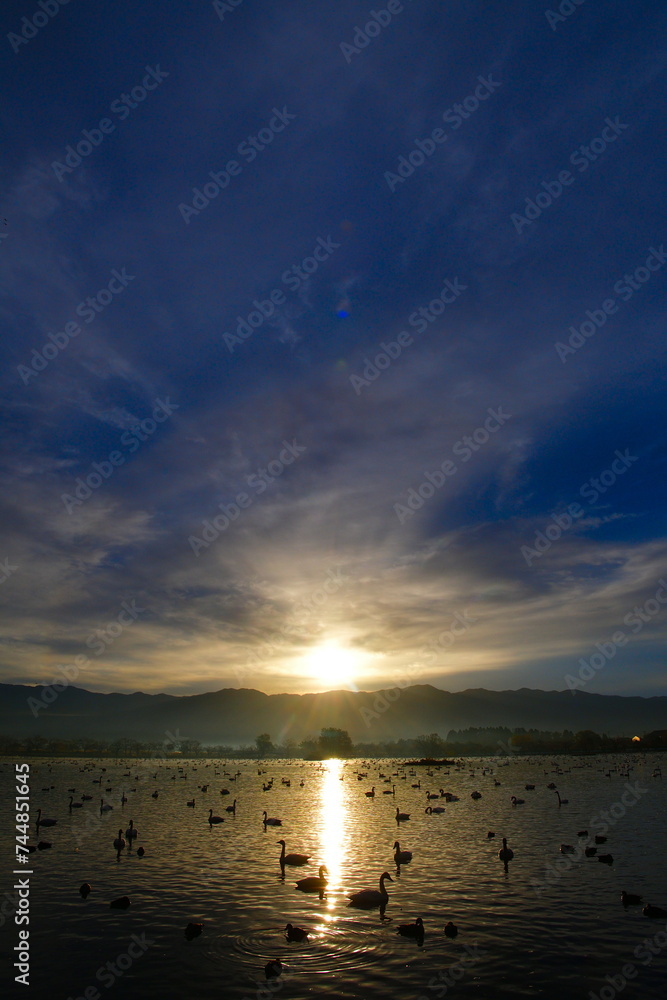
(0, 683, 665, 744)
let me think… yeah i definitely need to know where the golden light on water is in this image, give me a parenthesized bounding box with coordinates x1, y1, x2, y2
(318, 758, 348, 913)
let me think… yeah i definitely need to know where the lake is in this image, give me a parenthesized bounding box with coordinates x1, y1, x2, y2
(1, 754, 666, 999)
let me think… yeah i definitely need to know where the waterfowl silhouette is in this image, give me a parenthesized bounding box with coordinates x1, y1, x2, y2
(365, 787, 375, 798)
(100, 799, 113, 813)
(185, 922, 203, 940)
(37, 840, 52, 850)
(265, 959, 285, 979)
(585, 846, 597, 857)
(621, 891, 642, 906)
(470, 791, 482, 800)
(69, 796, 83, 810)
(125, 819, 138, 840)
(295, 866, 327, 893)
(109, 896, 130, 909)
(136, 846, 145, 857)
(487, 831, 495, 839)
(498, 838, 514, 862)
(555, 791, 568, 805)
(35, 809, 57, 827)
(263, 811, 282, 826)
(79, 883, 91, 898)
(444, 921, 458, 938)
(348, 872, 393, 913)
(208, 809, 224, 825)
(396, 807, 410, 821)
(643, 903, 667, 918)
(397, 916, 424, 942)
(597, 854, 614, 865)
(113, 829, 126, 850)
(225, 799, 237, 814)
(284, 923, 308, 942)
(594, 835, 607, 844)
(186, 799, 195, 807)
(393, 841, 413, 865)
(278, 839, 310, 866)
(510, 796, 524, 806)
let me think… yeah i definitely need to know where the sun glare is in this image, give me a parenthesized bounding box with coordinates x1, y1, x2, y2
(299, 642, 368, 686)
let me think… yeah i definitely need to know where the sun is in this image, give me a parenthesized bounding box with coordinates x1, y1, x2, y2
(299, 642, 367, 686)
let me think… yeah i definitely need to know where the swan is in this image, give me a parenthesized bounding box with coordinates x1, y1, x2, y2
(79, 883, 91, 898)
(397, 916, 424, 940)
(263, 811, 282, 826)
(151, 791, 159, 799)
(278, 839, 310, 866)
(594, 835, 607, 844)
(100, 799, 113, 813)
(425, 805, 445, 814)
(444, 921, 458, 938)
(426, 791, 439, 800)
(187, 799, 195, 807)
(348, 872, 393, 912)
(597, 854, 613, 865)
(643, 903, 667, 918)
(295, 866, 327, 892)
(284, 923, 308, 942)
(113, 829, 126, 850)
(411, 781, 421, 788)
(225, 799, 237, 814)
(37, 840, 52, 849)
(382, 785, 396, 796)
(546, 782, 557, 789)
(498, 838, 514, 862)
(109, 896, 131, 909)
(555, 791, 568, 805)
(560, 844, 575, 854)
(510, 796, 524, 806)
(69, 796, 83, 810)
(265, 959, 284, 979)
(365, 787, 375, 798)
(396, 807, 410, 821)
(185, 922, 203, 940)
(125, 819, 138, 839)
(585, 846, 597, 857)
(577, 830, 588, 837)
(621, 891, 642, 906)
(525, 784, 535, 790)
(208, 809, 224, 825)
(393, 841, 412, 864)
(35, 809, 57, 827)
(81, 794, 93, 801)
(471, 791, 482, 800)
(136, 846, 145, 857)
(487, 831, 495, 839)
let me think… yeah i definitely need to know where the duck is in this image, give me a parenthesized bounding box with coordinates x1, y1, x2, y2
(295, 866, 327, 893)
(35, 808, 57, 827)
(284, 923, 308, 942)
(525, 784, 535, 790)
(208, 809, 224, 825)
(396, 807, 410, 821)
(151, 791, 159, 799)
(585, 846, 597, 857)
(598, 854, 614, 865)
(546, 782, 557, 789)
(397, 916, 424, 941)
(225, 799, 237, 814)
(621, 891, 642, 906)
(594, 835, 607, 844)
(510, 796, 524, 806)
(113, 829, 126, 850)
(263, 811, 282, 827)
(348, 872, 393, 912)
(69, 796, 83, 810)
(444, 921, 458, 938)
(393, 841, 413, 865)
(643, 903, 667, 918)
(79, 883, 92, 898)
(136, 846, 145, 857)
(125, 819, 138, 840)
(555, 791, 568, 805)
(498, 838, 514, 862)
(109, 896, 131, 909)
(265, 959, 285, 979)
(278, 839, 310, 866)
(577, 830, 588, 837)
(185, 922, 203, 940)
(487, 831, 495, 839)
(470, 791, 482, 800)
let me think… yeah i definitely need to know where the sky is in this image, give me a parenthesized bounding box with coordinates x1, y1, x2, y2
(0, 0, 666, 700)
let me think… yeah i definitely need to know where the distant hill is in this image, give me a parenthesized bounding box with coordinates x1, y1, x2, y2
(0, 683, 665, 744)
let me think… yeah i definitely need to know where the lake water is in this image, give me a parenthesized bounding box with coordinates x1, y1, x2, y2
(1, 754, 666, 999)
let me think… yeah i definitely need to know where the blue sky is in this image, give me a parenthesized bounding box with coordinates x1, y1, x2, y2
(1, 0, 666, 697)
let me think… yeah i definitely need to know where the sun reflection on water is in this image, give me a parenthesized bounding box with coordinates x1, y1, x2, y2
(318, 758, 348, 915)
